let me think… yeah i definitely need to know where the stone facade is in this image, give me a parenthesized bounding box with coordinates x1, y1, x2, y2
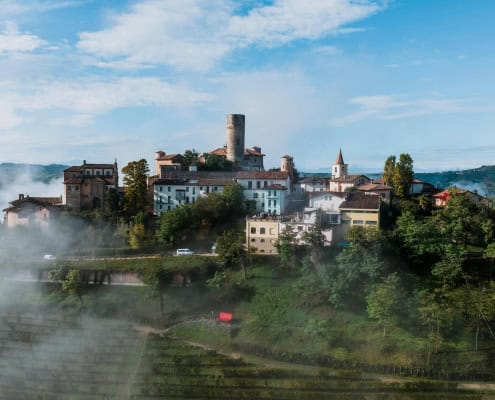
(63, 161, 118, 211)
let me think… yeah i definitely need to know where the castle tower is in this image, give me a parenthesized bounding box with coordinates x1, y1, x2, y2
(226, 114, 245, 164)
(332, 148, 348, 179)
(281, 155, 294, 191)
(155, 151, 166, 176)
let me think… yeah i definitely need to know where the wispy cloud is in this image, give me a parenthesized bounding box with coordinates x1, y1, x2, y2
(0, 0, 84, 16)
(0, 77, 213, 129)
(0, 21, 46, 54)
(333, 94, 495, 125)
(77, 0, 385, 71)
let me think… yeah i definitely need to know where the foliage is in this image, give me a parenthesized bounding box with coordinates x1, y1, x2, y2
(217, 230, 245, 269)
(182, 149, 199, 168)
(62, 269, 84, 307)
(274, 225, 298, 269)
(156, 183, 247, 245)
(301, 225, 325, 266)
(122, 159, 150, 218)
(199, 153, 234, 171)
(366, 273, 401, 336)
(103, 188, 121, 223)
(383, 153, 414, 198)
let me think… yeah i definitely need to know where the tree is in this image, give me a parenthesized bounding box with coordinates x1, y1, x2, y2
(156, 205, 192, 244)
(200, 154, 234, 171)
(103, 188, 121, 223)
(383, 156, 396, 187)
(394, 153, 414, 198)
(366, 273, 401, 336)
(62, 269, 84, 308)
(217, 230, 247, 278)
(122, 159, 150, 217)
(274, 225, 298, 269)
(301, 225, 325, 267)
(141, 266, 171, 315)
(382, 153, 414, 199)
(182, 149, 199, 168)
(221, 183, 246, 217)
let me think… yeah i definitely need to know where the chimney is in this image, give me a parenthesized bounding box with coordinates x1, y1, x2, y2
(83, 160, 86, 165)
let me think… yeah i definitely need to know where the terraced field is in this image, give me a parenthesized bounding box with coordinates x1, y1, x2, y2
(0, 312, 492, 400)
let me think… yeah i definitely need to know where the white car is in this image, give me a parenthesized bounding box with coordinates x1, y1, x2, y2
(176, 248, 194, 256)
(43, 254, 56, 260)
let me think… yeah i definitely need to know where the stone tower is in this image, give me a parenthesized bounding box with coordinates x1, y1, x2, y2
(226, 114, 245, 163)
(281, 155, 294, 190)
(332, 148, 348, 179)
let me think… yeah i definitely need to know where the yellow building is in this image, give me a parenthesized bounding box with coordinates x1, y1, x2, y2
(245, 217, 280, 254)
(339, 191, 381, 235)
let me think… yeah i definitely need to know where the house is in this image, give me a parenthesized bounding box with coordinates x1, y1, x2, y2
(328, 149, 371, 192)
(298, 176, 328, 192)
(246, 216, 281, 254)
(410, 178, 436, 195)
(154, 156, 294, 215)
(339, 191, 381, 234)
(154, 151, 184, 174)
(63, 161, 118, 211)
(433, 187, 493, 208)
(308, 191, 347, 225)
(207, 145, 265, 171)
(356, 183, 392, 204)
(3, 194, 63, 230)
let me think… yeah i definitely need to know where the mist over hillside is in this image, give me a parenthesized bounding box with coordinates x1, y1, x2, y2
(301, 165, 495, 197)
(0, 163, 67, 211)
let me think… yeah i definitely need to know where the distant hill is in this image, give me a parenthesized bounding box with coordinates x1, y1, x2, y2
(301, 165, 495, 197)
(0, 163, 67, 187)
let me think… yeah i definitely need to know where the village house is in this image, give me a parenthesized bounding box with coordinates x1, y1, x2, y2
(433, 187, 493, 208)
(298, 176, 328, 192)
(3, 194, 63, 231)
(154, 159, 293, 215)
(339, 191, 381, 233)
(356, 183, 392, 204)
(63, 160, 118, 211)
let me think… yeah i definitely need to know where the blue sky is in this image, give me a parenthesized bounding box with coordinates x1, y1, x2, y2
(0, 0, 494, 173)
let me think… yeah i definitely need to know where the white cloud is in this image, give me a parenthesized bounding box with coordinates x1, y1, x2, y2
(0, 21, 45, 54)
(333, 95, 495, 125)
(0, 77, 213, 129)
(77, 0, 384, 71)
(0, 0, 83, 16)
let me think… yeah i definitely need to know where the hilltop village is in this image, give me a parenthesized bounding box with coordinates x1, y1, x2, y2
(3, 114, 492, 254)
(3, 114, 495, 382)
(2, 113, 493, 255)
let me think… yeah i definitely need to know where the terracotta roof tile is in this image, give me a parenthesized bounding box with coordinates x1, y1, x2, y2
(340, 191, 381, 210)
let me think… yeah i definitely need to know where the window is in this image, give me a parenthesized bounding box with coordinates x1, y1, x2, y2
(327, 214, 339, 224)
(176, 190, 186, 201)
(75, 186, 79, 191)
(298, 226, 303, 231)
(168, 187, 171, 192)
(264, 181, 267, 187)
(159, 205, 162, 210)
(248, 181, 252, 189)
(159, 186, 163, 192)
(200, 186, 203, 190)
(260, 239, 265, 243)
(186, 187, 189, 192)
(366, 221, 377, 225)
(251, 238, 256, 242)
(168, 206, 171, 210)
(214, 186, 218, 191)
(354, 220, 364, 225)
(273, 200, 277, 207)
(260, 228, 266, 235)
(192, 187, 196, 195)
(251, 227, 256, 234)
(68, 185, 72, 192)
(256, 181, 261, 189)
(105, 170, 111, 175)
(253, 193, 258, 199)
(85, 170, 91, 175)
(95, 170, 100, 175)
(168, 196, 171, 203)
(268, 200, 272, 206)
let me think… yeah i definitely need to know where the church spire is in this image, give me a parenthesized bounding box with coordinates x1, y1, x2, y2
(336, 148, 344, 165)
